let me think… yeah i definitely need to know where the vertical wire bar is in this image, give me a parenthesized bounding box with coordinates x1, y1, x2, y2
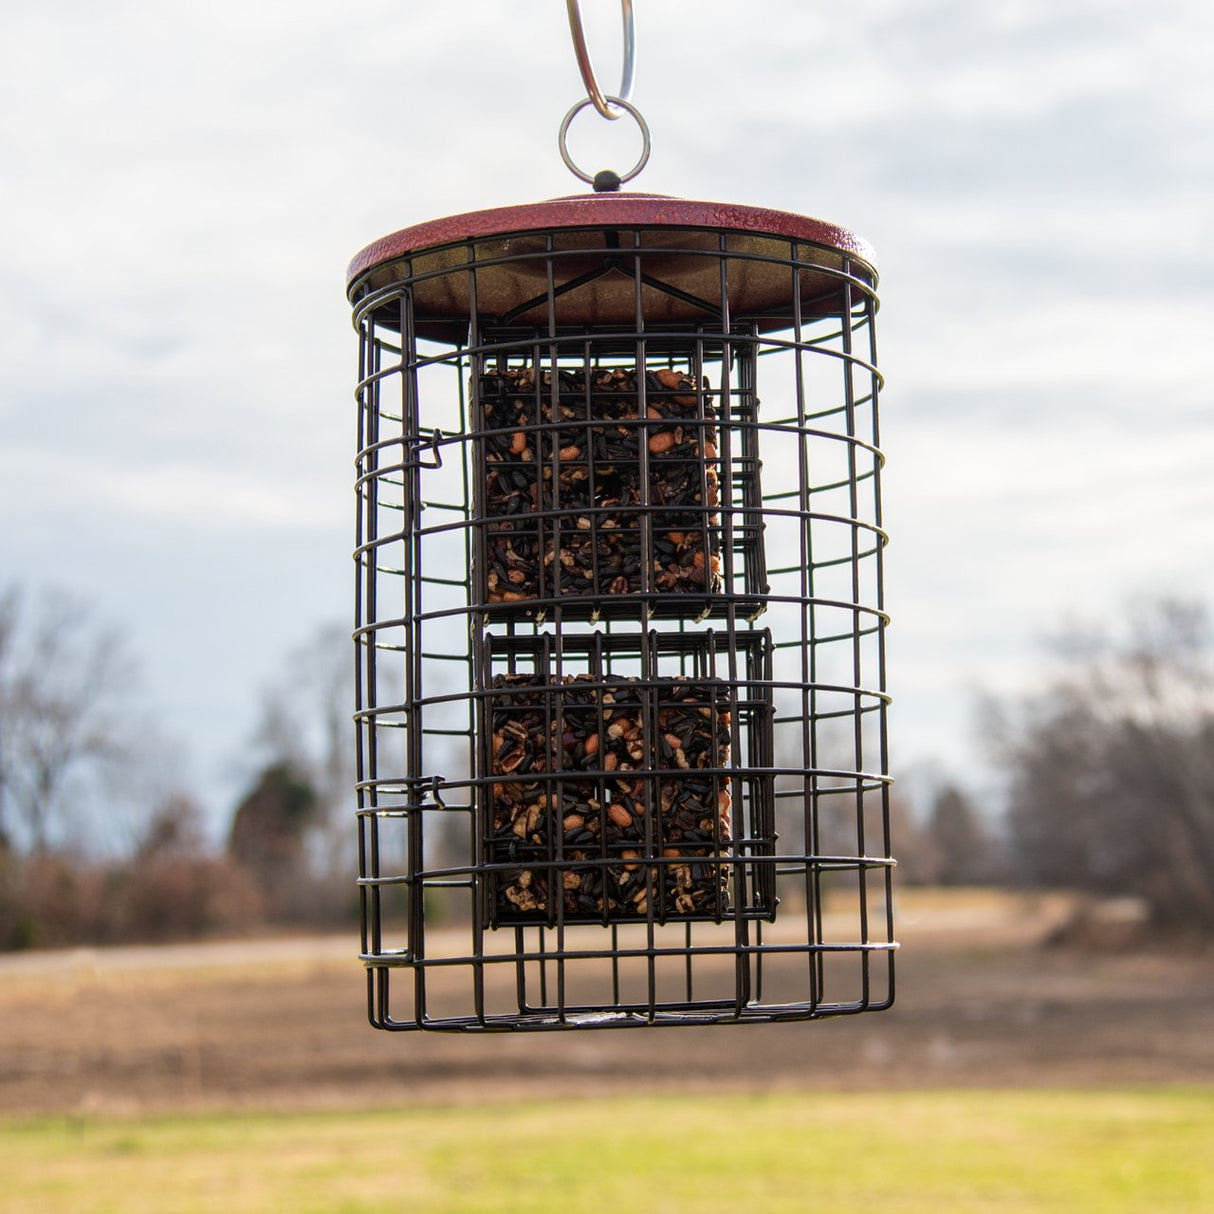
(684, 920, 694, 1003)
(537, 923, 549, 1009)
(543, 243, 569, 1018)
(740, 342, 775, 923)
(581, 338, 598, 604)
(632, 238, 661, 1017)
(355, 317, 373, 1018)
(726, 340, 747, 927)
(791, 243, 823, 1013)
(514, 924, 529, 1013)
(537, 632, 552, 1009)
(714, 331, 733, 608)
(753, 625, 775, 1003)
(409, 335, 427, 1026)
(611, 921, 621, 1006)
(642, 631, 658, 1017)
(592, 627, 610, 934)
(537, 267, 552, 614)
(553, 653, 569, 1020)
(839, 255, 871, 1010)
(694, 324, 711, 1004)
(707, 627, 730, 931)
(364, 322, 387, 1015)
(715, 246, 747, 961)
(740, 335, 765, 619)
(718, 235, 750, 1017)
(865, 280, 896, 1001)
(545, 236, 562, 627)
(633, 243, 654, 625)
(398, 276, 431, 1025)
(550, 627, 568, 1010)
(465, 246, 488, 1027)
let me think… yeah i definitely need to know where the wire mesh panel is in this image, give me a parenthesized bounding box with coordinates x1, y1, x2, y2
(348, 196, 894, 1031)
(474, 354, 766, 617)
(479, 628, 775, 929)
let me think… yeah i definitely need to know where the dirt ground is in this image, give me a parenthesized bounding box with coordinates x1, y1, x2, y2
(0, 890, 1211, 1117)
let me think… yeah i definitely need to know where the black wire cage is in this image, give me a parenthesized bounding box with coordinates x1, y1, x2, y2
(347, 194, 894, 1031)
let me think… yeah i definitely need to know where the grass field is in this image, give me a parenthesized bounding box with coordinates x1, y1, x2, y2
(3, 1089, 1212, 1213)
(2, 894, 1210, 1210)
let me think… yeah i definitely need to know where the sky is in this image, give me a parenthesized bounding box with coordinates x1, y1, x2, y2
(2, 0, 1212, 840)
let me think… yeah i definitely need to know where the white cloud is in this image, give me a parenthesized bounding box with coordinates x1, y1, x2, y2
(1, 0, 1211, 827)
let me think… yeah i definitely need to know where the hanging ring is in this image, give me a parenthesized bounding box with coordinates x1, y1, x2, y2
(558, 95, 651, 187)
(566, 0, 636, 120)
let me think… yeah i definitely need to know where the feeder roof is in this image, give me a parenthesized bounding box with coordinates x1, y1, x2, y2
(347, 193, 877, 339)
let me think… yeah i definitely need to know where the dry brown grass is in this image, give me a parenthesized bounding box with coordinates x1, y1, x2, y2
(0, 889, 1209, 1118)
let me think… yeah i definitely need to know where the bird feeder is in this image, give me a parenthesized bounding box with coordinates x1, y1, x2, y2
(346, 8, 894, 1031)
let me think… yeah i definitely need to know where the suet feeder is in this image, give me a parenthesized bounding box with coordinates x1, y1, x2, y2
(346, 5, 894, 1031)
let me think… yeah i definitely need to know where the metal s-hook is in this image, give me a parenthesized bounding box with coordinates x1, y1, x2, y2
(407, 428, 444, 471)
(566, 0, 636, 120)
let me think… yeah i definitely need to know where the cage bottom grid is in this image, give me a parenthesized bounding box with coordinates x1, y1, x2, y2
(359, 811, 895, 1031)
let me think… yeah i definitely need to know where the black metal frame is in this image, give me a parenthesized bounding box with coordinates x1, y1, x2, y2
(350, 223, 893, 1030)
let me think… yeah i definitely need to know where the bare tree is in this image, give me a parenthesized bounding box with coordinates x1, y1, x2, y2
(253, 625, 350, 803)
(238, 622, 381, 931)
(996, 597, 1214, 933)
(136, 791, 210, 862)
(0, 585, 139, 853)
(0, 587, 18, 850)
(227, 760, 320, 920)
(929, 783, 998, 886)
(243, 621, 473, 906)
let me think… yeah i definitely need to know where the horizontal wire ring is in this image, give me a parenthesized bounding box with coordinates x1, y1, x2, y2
(558, 95, 651, 186)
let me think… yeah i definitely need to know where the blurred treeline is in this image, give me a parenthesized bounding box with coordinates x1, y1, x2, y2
(0, 588, 356, 949)
(898, 596, 1214, 940)
(1, 582, 1212, 950)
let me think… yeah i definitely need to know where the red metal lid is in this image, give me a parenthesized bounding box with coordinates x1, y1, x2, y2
(347, 193, 876, 289)
(347, 194, 877, 335)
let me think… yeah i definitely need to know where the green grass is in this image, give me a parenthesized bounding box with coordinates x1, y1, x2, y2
(1, 1089, 1212, 1213)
